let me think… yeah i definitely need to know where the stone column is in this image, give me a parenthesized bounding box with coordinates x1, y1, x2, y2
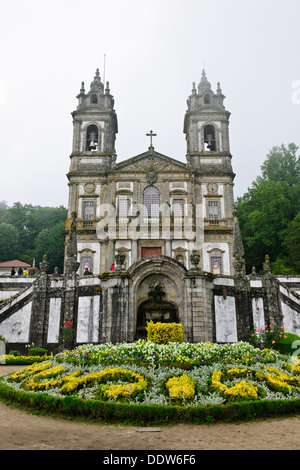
(29, 256, 50, 348)
(131, 240, 138, 264)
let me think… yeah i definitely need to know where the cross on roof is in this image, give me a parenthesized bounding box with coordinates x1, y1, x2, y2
(146, 130, 157, 148)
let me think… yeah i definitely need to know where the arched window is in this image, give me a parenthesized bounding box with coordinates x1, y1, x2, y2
(143, 186, 160, 217)
(204, 94, 211, 104)
(90, 94, 98, 104)
(86, 124, 98, 150)
(204, 124, 216, 151)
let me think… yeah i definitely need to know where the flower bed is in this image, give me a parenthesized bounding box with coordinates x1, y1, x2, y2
(0, 341, 300, 425)
(56, 340, 282, 367)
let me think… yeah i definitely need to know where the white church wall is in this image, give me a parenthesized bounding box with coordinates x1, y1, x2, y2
(281, 301, 300, 336)
(0, 302, 32, 343)
(214, 295, 237, 343)
(76, 295, 100, 343)
(251, 297, 265, 332)
(47, 297, 62, 343)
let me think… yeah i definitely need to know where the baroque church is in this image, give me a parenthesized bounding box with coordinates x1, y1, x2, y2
(66, 69, 236, 278)
(2, 68, 298, 352)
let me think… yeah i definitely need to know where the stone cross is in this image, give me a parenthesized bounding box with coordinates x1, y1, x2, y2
(146, 130, 157, 148)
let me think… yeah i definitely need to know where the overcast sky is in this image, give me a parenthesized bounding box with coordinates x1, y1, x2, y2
(1, 0, 299, 208)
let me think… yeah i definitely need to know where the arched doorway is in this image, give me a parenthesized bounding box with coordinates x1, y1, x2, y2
(128, 255, 187, 342)
(135, 276, 179, 340)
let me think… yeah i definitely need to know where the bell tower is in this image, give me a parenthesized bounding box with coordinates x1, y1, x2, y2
(184, 69, 232, 171)
(65, 69, 118, 275)
(70, 68, 118, 170)
(184, 70, 236, 275)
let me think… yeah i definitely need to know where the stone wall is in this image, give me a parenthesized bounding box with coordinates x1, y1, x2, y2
(0, 264, 299, 354)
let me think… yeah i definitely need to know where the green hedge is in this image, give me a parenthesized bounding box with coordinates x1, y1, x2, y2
(274, 333, 300, 356)
(1, 356, 53, 365)
(1, 380, 300, 425)
(28, 347, 48, 357)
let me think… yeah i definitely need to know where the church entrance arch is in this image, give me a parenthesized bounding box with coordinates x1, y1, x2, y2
(136, 279, 178, 339)
(128, 256, 187, 341)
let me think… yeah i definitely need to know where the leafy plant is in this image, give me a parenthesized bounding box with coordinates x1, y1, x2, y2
(249, 323, 286, 349)
(57, 321, 76, 351)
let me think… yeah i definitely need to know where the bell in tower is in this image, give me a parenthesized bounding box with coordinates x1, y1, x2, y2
(86, 125, 98, 151)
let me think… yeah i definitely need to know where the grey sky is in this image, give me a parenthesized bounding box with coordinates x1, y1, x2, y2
(1, 0, 299, 208)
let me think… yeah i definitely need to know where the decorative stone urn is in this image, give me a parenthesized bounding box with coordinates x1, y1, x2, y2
(115, 248, 126, 270)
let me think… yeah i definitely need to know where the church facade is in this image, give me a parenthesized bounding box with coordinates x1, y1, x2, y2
(62, 69, 240, 342)
(67, 69, 236, 278)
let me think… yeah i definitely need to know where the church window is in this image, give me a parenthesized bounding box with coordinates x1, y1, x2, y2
(118, 198, 130, 217)
(208, 200, 219, 220)
(173, 199, 184, 217)
(81, 255, 93, 275)
(90, 94, 98, 104)
(204, 94, 211, 104)
(83, 200, 95, 220)
(86, 124, 98, 150)
(211, 256, 222, 275)
(143, 186, 160, 217)
(204, 124, 216, 151)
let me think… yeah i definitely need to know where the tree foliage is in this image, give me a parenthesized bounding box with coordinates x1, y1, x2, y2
(236, 143, 300, 273)
(0, 223, 20, 262)
(0, 202, 67, 270)
(34, 221, 66, 273)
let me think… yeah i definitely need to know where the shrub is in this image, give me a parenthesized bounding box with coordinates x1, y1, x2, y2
(146, 321, 184, 344)
(28, 347, 48, 357)
(274, 332, 300, 356)
(249, 323, 287, 349)
(9, 350, 21, 356)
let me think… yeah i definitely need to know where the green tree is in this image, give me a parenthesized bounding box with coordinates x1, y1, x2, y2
(236, 143, 300, 272)
(34, 221, 66, 273)
(286, 212, 300, 273)
(260, 143, 300, 186)
(1, 203, 67, 260)
(0, 222, 20, 262)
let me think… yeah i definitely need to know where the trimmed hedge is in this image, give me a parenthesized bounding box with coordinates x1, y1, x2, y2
(28, 347, 48, 357)
(146, 321, 184, 344)
(1, 379, 300, 425)
(274, 333, 300, 356)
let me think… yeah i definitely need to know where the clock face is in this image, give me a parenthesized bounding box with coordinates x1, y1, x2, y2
(207, 182, 218, 195)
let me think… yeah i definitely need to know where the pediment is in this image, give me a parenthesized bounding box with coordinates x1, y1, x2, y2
(113, 150, 188, 174)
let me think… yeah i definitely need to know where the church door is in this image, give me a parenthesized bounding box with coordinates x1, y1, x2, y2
(141, 247, 162, 258)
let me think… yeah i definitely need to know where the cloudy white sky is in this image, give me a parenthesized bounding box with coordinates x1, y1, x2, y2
(1, 0, 299, 208)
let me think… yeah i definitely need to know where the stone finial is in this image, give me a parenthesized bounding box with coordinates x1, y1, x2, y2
(198, 69, 211, 93)
(39, 255, 49, 277)
(90, 68, 104, 93)
(263, 254, 272, 273)
(233, 254, 246, 275)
